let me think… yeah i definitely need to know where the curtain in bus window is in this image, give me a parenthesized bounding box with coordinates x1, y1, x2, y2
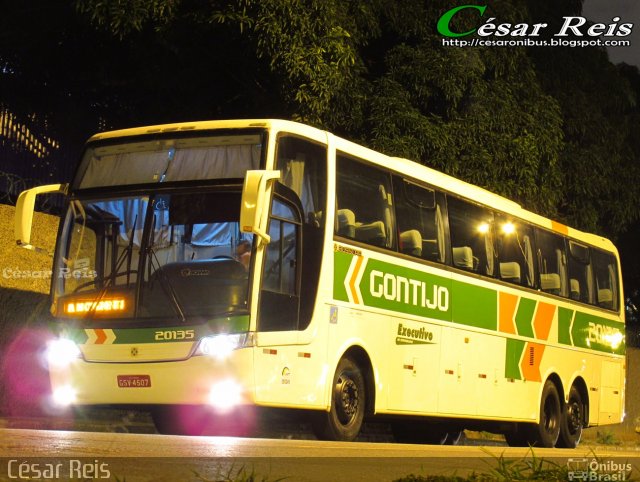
(80, 145, 261, 188)
(82, 151, 169, 188)
(191, 223, 233, 246)
(166, 145, 261, 180)
(280, 158, 317, 216)
(90, 199, 151, 247)
(276, 137, 327, 225)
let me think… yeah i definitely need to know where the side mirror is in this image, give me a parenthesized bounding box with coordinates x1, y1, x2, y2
(15, 183, 67, 251)
(240, 170, 280, 245)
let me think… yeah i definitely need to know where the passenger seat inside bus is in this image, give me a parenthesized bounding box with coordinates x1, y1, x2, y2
(598, 288, 613, 309)
(400, 230, 422, 257)
(337, 185, 392, 248)
(499, 262, 521, 284)
(337, 209, 355, 238)
(540, 273, 561, 294)
(570, 279, 581, 300)
(452, 246, 474, 270)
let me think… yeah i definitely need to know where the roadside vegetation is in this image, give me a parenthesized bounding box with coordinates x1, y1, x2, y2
(0, 204, 58, 417)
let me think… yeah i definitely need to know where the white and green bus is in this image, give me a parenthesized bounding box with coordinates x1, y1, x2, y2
(15, 119, 624, 447)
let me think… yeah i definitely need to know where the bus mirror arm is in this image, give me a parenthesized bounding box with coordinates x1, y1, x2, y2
(240, 170, 281, 246)
(15, 183, 68, 252)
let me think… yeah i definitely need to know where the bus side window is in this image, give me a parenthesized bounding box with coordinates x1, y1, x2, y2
(259, 197, 301, 332)
(567, 240, 593, 304)
(592, 249, 619, 311)
(535, 228, 567, 297)
(335, 154, 395, 250)
(392, 176, 446, 264)
(275, 135, 327, 331)
(495, 215, 536, 288)
(447, 196, 495, 276)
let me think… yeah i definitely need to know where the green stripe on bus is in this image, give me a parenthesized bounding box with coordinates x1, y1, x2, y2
(56, 315, 250, 345)
(360, 258, 452, 322)
(333, 249, 352, 303)
(558, 308, 573, 346)
(514, 297, 536, 338)
(571, 311, 625, 355)
(505, 338, 525, 380)
(451, 280, 496, 331)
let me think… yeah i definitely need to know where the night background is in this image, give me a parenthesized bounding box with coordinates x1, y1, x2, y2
(1, 0, 640, 338)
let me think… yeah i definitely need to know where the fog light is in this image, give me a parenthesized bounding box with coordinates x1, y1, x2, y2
(46, 338, 81, 368)
(52, 385, 77, 406)
(208, 380, 243, 412)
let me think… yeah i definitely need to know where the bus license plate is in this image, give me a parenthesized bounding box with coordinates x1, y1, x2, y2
(117, 375, 151, 388)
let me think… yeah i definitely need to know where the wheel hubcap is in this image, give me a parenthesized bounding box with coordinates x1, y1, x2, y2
(567, 401, 582, 434)
(335, 374, 359, 425)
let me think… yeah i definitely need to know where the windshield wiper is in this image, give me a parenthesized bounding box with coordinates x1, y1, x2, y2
(144, 213, 186, 322)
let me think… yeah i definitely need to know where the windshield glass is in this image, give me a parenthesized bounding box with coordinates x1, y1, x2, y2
(53, 189, 252, 322)
(75, 131, 263, 189)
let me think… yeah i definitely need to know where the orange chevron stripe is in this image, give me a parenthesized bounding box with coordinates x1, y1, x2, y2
(520, 342, 545, 382)
(533, 302, 555, 341)
(349, 256, 364, 304)
(95, 329, 107, 344)
(499, 292, 518, 334)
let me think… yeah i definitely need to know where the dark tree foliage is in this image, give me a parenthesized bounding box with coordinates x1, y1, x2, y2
(2, 0, 639, 241)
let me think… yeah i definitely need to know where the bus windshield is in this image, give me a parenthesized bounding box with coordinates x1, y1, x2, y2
(53, 189, 252, 323)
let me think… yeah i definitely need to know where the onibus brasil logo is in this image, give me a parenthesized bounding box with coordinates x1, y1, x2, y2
(567, 458, 632, 481)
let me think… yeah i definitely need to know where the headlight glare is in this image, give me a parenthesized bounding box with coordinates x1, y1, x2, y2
(46, 338, 82, 368)
(197, 333, 251, 360)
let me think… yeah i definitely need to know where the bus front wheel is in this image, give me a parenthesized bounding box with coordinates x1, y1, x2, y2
(312, 357, 365, 441)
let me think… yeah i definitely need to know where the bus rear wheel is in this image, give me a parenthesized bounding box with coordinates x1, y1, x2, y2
(533, 380, 562, 447)
(312, 357, 365, 441)
(557, 386, 584, 448)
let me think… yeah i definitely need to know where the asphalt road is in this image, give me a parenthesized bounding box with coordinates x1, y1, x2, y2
(1, 429, 640, 481)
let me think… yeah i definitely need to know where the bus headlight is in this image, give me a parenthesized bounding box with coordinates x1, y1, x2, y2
(196, 333, 253, 360)
(46, 338, 82, 368)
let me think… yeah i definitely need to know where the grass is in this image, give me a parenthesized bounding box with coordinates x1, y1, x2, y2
(596, 430, 622, 446)
(393, 450, 571, 481)
(394, 449, 634, 481)
(193, 465, 288, 482)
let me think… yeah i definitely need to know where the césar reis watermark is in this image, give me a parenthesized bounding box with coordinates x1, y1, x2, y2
(437, 4, 634, 48)
(6, 459, 110, 480)
(2, 267, 97, 280)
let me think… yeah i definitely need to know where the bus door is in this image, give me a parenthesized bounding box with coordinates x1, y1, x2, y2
(253, 186, 311, 406)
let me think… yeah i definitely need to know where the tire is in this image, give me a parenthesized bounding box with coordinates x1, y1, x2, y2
(504, 427, 531, 447)
(392, 422, 449, 444)
(312, 357, 366, 441)
(557, 386, 584, 448)
(529, 380, 562, 447)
